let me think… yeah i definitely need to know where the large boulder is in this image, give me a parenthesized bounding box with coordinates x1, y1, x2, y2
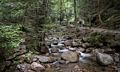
(96, 52, 113, 65)
(31, 62, 45, 72)
(61, 51, 79, 62)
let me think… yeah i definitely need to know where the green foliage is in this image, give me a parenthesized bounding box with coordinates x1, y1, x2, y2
(0, 25, 22, 63)
(85, 32, 106, 47)
(44, 23, 59, 30)
(49, 0, 75, 23)
(0, 1, 25, 23)
(0, 25, 22, 49)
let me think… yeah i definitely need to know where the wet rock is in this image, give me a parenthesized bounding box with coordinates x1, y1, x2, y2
(79, 52, 92, 63)
(104, 48, 115, 54)
(82, 43, 91, 48)
(52, 53, 61, 57)
(31, 57, 38, 62)
(59, 60, 66, 64)
(59, 41, 65, 44)
(53, 41, 58, 45)
(58, 46, 66, 50)
(76, 47, 85, 53)
(81, 37, 88, 42)
(17, 63, 31, 72)
(52, 61, 60, 67)
(96, 51, 113, 65)
(74, 65, 79, 69)
(85, 48, 93, 53)
(31, 62, 45, 72)
(57, 43, 64, 49)
(50, 48, 59, 53)
(34, 55, 54, 63)
(65, 61, 70, 64)
(64, 40, 72, 46)
(27, 70, 35, 72)
(114, 53, 120, 62)
(68, 47, 76, 51)
(51, 44, 58, 48)
(80, 52, 92, 58)
(72, 41, 80, 47)
(59, 49, 69, 53)
(61, 51, 79, 62)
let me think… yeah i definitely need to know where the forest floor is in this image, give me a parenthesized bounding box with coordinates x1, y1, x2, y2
(1, 25, 120, 72)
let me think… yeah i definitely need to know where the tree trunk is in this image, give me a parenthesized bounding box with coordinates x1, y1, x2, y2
(23, 0, 48, 52)
(74, 0, 77, 22)
(60, 0, 63, 25)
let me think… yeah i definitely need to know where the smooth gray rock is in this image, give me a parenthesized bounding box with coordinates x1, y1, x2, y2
(96, 52, 113, 65)
(61, 51, 79, 62)
(31, 62, 45, 72)
(34, 55, 54, 63)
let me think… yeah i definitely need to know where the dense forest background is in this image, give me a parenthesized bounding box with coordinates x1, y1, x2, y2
(0, 0, 120, 72)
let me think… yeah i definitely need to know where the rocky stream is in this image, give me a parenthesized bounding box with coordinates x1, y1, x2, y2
(1, 25, 120, 72)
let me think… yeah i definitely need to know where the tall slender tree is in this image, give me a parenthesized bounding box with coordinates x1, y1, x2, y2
(74, 0, 77, 22)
